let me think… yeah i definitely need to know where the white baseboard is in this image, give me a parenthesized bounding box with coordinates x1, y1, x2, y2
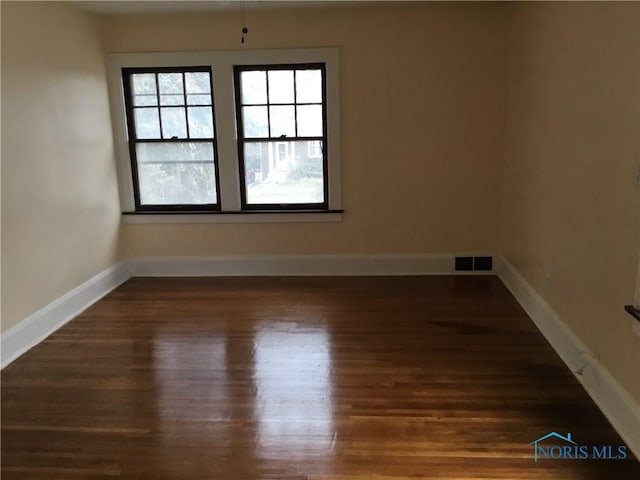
(127, 253, 491, 277)
(496, 256, 640, 461)
(1, 253, 490, 369)
(1, 262, 131, 368)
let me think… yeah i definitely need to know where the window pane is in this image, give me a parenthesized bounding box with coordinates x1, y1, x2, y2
(242, 106, 268, 137)
(158, 73, 183, 93)
(132, 73, 156, 94)
(138, 162, 217, 205)
(241, 71, 267, 104)
(243, 140, 324, 205)
(161, 107, 187, 138)
(269, 106, 295, 138)
(187, 94, 212, 105)
(268, 70, 294, 103)
(134, 108, 160, 139)
(134, 94, 157, 107)
(296, 69, 322, 103)
(187, 107, 214, 138)
(136, 142, 214, 163)
(297, 105, 323, 136)
(132, 72, 157, 106)
(185, 72, 211, 94)
(160, 94, 184, 106)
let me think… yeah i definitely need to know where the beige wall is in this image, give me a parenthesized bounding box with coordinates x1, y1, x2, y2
(98, 3, 508, 257)
(2, 0, 637, 411)
(1, 1, 122, 332)
(501, 2, 640, 402)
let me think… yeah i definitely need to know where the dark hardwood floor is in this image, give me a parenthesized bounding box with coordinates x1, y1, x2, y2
(2, 276, 638, 479)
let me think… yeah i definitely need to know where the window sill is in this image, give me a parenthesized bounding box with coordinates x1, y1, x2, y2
(121, 210, 344, 224)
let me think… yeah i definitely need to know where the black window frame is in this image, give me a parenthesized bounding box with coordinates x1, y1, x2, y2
(121, 66, 221, 212)
(233, 63, 329, 211)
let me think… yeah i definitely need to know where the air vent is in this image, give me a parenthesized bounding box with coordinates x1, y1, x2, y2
(455, 256, 493, 272)
(455, 256, 473, 271)
(474, 256, 493, 271)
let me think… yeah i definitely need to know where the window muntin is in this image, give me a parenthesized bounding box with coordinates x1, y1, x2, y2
(122, 67, 220, 210)
(234, 64, 328, 210)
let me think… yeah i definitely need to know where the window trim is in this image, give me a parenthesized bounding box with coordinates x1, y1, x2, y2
(106, 48, 341, 221)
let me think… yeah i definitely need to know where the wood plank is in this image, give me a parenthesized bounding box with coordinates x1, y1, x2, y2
(2, 276, 638, 479)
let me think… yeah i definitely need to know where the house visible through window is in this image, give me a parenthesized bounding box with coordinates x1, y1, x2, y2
(234, 64, 328, 210)
(122, 67, 220, 211)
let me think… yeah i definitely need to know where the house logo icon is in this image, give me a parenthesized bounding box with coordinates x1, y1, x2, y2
(529, 432, 577, 462)
(529, 431, 627, 461)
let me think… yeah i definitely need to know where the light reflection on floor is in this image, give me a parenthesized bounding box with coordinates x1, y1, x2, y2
(153, 335, 228, 421)
(253, 326, 334, 458)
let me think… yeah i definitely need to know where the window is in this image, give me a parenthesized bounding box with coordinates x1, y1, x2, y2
(308, 140, 323, 158)
(235, 64, 327, 209)
(122, 67, 220, 211)
(107, 49, 341, 222)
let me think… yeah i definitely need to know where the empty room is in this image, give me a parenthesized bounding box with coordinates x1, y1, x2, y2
(1, 0, 639, 478)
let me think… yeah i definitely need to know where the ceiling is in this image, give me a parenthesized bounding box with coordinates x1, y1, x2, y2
(73, 0, 387, 15)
